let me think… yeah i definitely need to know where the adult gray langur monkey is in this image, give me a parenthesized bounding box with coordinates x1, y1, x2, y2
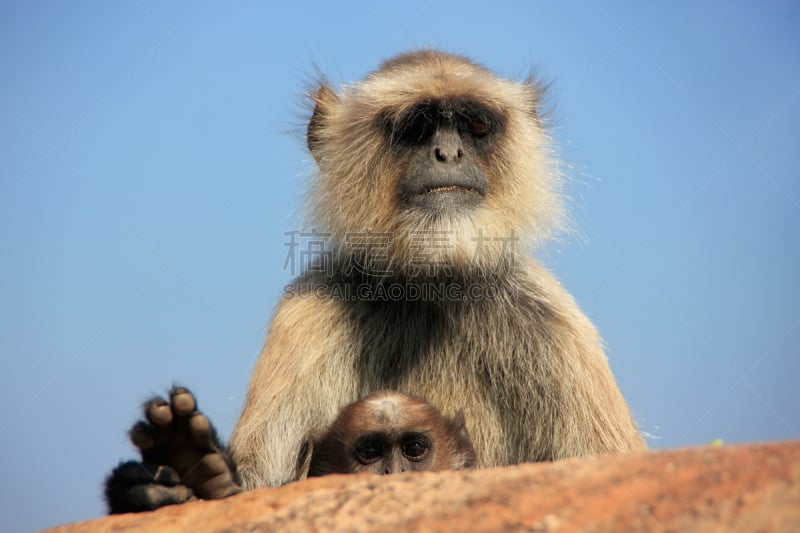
(106, 49, 646, 512)
(232, 49, 647, 488)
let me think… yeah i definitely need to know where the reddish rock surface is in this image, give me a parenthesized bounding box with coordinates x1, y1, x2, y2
(45, 440, 800, 532)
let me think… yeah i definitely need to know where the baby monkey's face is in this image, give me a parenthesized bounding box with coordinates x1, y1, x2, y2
(349, 429, 434, 474)
(308, 391, 476, 477)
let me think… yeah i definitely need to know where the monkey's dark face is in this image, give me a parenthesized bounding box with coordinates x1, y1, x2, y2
(350, 430, 434, 474)
(383, 99, 505, 214)
(307, 50, 565, 269)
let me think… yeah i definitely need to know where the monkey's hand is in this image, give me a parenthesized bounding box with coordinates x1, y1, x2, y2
(104, 386, 242, 514)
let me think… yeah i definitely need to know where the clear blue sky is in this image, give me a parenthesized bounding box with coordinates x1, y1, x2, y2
(1, 2, 798, 531)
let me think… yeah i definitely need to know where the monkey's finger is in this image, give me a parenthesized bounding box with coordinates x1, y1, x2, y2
(188, 413, 213, 447)
(115, 461, 182, 486)
(185, 454, 241, 500)
(145, 398, 173, 426)
(124, 483, 195, 511)
(170, 387, 196, 417)
(130, 421, 157, 450)
(152, 465, 182, 486)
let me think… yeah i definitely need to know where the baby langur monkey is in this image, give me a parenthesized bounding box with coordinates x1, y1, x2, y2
(105, 387, 472, 513)
(308, 391, 477, 476)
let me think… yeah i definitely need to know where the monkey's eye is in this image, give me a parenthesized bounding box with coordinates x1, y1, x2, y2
(467, 118, 490, 137)
(398, 115, 434, 145)
(384, 106, 436, 147)
(401, 440, 429, 461)
(354, 437, 384, 464)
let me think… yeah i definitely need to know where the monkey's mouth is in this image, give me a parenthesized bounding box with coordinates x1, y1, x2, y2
(422, 184, 484, 196)
(403, 181, 487, 211)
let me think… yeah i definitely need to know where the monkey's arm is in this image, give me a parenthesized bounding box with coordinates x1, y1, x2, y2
(104, 386, 241, 514)
(525, 259, 648, 456)
(230, 289, 359, 489)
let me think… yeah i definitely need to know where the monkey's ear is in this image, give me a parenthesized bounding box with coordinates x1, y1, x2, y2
(523, 73, 550, 123)
(450, 410, 478, 469)
(295, 438, 314, 480)
(307, 84, 340, 161)
(452, 410, 472, 442)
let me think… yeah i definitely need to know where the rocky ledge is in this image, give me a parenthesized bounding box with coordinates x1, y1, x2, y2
(45, 440, 800, 532)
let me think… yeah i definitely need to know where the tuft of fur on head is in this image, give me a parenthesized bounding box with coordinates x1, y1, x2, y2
(306, 50, 567, 277)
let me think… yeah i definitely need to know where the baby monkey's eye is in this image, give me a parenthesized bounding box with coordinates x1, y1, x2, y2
(401, 440, 429, 460)
(355, 438, 384, 464)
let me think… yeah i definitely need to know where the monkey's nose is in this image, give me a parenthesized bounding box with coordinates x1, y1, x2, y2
(431, 129, 464, 164)
(434, 146, 464, 163)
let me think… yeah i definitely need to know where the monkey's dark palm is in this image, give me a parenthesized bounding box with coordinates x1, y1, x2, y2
(104, 386, 241, 514)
